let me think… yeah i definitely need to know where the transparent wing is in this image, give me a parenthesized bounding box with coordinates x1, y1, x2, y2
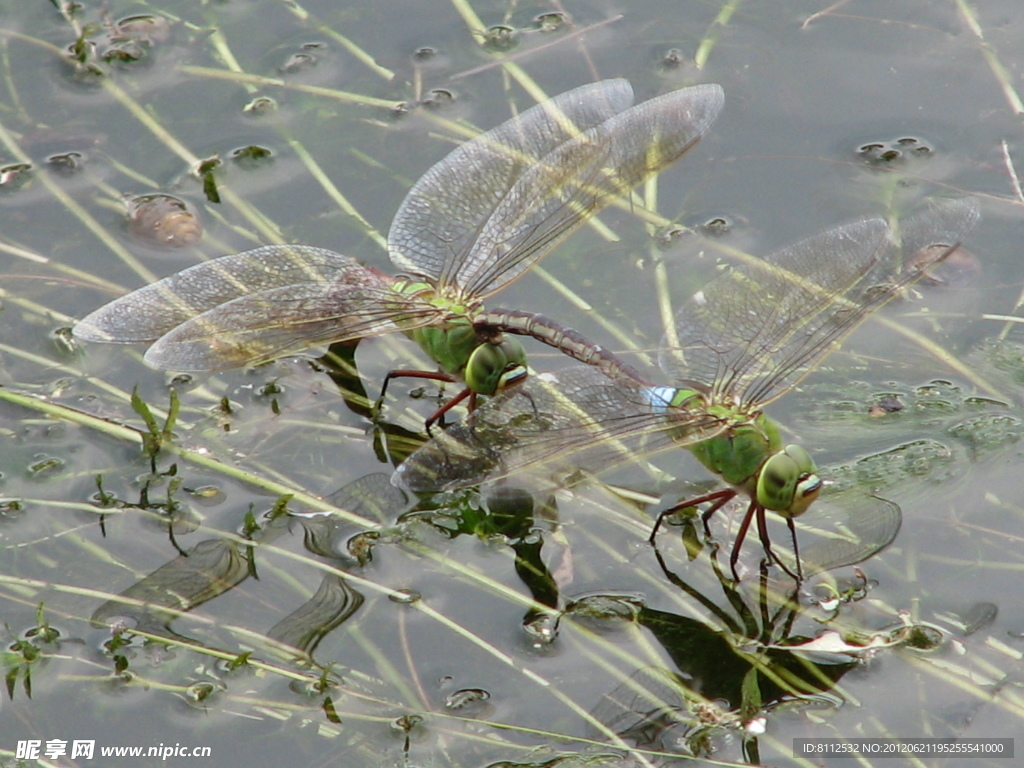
(659, 218, 889, 405)
(799, 489, 902, 575)
(395, 365, 724, 492)
(143, 280, 445, 371)
(74, 245, 366, 344)
(659, 197, 980, 408)
(889, 195, 982, 276)
(75, 244, 450, 372)
(390, 81, 724, 299)
(389, 79, 634, 283)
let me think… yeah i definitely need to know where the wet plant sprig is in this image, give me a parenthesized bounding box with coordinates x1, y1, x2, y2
(130, 386, 179, 472)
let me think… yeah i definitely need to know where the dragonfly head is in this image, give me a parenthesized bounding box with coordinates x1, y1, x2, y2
(756, 444, 823, 518)
(464, 335, 528, 396)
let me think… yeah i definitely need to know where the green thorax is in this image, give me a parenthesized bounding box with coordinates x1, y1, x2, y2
(681, 400, 821, 517)
(393, 280, 527, 396)
(392, 279, 476, 319)
(688, 405, 783, 494)
(411, 321, 479, 376)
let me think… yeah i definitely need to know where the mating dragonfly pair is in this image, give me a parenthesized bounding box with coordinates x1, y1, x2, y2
(74, 79, 980, 580)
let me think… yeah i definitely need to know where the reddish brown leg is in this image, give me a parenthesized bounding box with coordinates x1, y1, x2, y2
(375, 369, 461, 431)
(728, 500, 758, 581)
(649, 488, 736, 543)
(756, 507, 802, 581)
(378, 369, 455, 403)
(424, 386, 472, 434)
(700, 490, 739, 532)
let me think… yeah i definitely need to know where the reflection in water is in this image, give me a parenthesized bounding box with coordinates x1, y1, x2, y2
(318, 341, 426, 467)
(75, 335, 1024, 764)
(589, 558, 859, 761)
(391, 484, 564, 638)
(91, 473, 408, 659)
(394, 470, 907, 760)
(653, 482, 904, 579)
(395, 198, 977, 584)
(267, 574, 364, 656)
(92, 538, 248, 635)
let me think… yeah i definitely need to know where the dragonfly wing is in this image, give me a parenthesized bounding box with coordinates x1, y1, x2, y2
(659, 197, 980, 408)
(74, 246, 366, 344)
(389, 79, 636, 284)
(456, 83, 725, 297)
(800, 489, 902, 575)
(660, 217, 889, 404)
(888, 195, 983, 275)
(143, 280, 443, 371)
(395, 365, 723, 492)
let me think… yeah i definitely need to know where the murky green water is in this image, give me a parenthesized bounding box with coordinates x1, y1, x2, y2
(1, 1, 1022, 766)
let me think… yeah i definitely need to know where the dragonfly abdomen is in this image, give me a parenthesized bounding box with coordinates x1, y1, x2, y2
(478, 308, 653, 386)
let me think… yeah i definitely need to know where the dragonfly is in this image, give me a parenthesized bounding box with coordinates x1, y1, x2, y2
(395, 197, 980, 580)
(74, 79, 723, 424)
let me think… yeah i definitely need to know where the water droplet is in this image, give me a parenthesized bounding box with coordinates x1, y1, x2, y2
(483, 25, 518, 52)
(661, 47, 687, 68)
(522, 612, 559, 645)
(279, 52, 317, 74)
(347, 531, 380, 565)
(0, 163, 33, 190)
(701, 217, 731, 236)
(47, 151, 86, 174)
(189, 485, 224, 506)
(243, 96, 277, 115)
(185, 682, 219, 703)
(389, 588, 421, 605)
(903, 624, 944, 651)
(445, 688, 490, 712)
(565, 593, 644, 622)
(534, 12, 567, 32)
(231, 145, 274, 169)
(745, 715, 767, 735)
(28, 455, 64, 478)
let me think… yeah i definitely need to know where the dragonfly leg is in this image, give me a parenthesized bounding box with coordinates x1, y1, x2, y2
(424, 386, 473, 434)
(699, 490, 739, 534)
(648, 488, 735, 543)
(373, 369, 456, 420)
(786, 515, 803, 581)
(757, 508, 802, 581)
(728, 500, 758, 581)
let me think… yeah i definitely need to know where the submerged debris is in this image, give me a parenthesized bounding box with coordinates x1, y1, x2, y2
(125, 193, 203, 248)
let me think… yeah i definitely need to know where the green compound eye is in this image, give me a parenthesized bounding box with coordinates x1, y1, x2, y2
(464, 337, 527, 395)
(757, 444, 822, 517)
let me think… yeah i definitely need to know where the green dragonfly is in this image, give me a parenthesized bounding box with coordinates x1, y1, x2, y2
(395, 197, 980, 579)
(74, 79, 723, 423)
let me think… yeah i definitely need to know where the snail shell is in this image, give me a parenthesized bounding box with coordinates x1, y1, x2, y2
(126, 193, 202, 248)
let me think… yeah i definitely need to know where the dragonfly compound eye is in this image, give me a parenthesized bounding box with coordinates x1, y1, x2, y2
(465, 337, 527, 395)
(791, 473, 824, 517)
(757, 444, 820, 516)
